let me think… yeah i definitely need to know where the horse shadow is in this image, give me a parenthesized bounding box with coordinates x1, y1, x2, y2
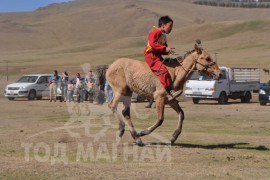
(193, 102, 258, 106)
(148, 142, 269, 151)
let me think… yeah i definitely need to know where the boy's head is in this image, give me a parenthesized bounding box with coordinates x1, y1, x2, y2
(158, 15, 173, 34)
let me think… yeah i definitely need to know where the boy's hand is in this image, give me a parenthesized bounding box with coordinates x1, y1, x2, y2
(166, 47, 175, 55)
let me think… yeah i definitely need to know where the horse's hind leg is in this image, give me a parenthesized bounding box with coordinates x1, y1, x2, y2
(108, 92, 125, 137)
(122, 95, 144, 146)
(168, 99, 185, 145)
(139, 97, 165, 137)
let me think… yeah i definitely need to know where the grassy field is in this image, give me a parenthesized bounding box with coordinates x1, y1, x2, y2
(0, 97, 269, 179)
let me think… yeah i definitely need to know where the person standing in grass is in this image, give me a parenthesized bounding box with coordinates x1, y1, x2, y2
(49, 70, 61, 102)
(67, 80, 74, 102)
(60, 71, 69, 102)
(77, 78, 84, 103)
(104, 81, 113, 103)
(85, 70, 96, 102)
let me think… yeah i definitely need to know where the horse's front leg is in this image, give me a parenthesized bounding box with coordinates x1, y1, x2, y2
(139, 97, 165, 137)
(168, 99, 185, 144)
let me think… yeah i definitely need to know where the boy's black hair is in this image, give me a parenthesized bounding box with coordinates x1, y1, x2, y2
(158, 16, 173, 27)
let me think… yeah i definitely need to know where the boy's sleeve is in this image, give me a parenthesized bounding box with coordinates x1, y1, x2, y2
(148, 30, 167, 54)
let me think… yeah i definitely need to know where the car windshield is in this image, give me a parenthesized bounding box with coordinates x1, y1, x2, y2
(17, 76, 38, 83)
(189, 72, 213, 81)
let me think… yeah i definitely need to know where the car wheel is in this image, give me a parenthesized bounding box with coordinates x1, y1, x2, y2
(260, 101, 267, 106)
(8, 97, 15, 101)
(28, 90, 36, 100)
(192, 98, 199, 104)
(241, 92, 251, 103)
(218, 92, 228, 104)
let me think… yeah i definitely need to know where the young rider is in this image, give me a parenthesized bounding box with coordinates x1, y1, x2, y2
(144, 15, 182, 101)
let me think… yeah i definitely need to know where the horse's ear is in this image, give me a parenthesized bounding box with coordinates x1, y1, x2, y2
(195, 44, 202, 54)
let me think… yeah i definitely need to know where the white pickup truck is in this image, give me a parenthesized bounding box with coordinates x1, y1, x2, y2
(185, 67, 260, 104)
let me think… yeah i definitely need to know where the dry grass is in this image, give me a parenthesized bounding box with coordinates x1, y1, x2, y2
(0, 98, 269, 179)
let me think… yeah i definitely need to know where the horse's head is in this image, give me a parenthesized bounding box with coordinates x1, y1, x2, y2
(193, 42, 222, 80)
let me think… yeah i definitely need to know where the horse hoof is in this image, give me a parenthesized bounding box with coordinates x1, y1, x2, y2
(118, 129, 125, 138)
(135, 138, 144, 147)
(170, 137, 176, 145)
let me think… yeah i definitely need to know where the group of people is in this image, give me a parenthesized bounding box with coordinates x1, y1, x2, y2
(48, 69, 113, 104)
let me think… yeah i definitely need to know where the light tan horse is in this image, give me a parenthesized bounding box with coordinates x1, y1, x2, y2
(106, 42, 222, 146)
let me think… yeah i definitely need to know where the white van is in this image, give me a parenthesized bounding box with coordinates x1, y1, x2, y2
(4, 74, 62, 100)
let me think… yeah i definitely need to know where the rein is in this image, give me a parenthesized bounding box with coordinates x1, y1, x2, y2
(156, 50, 192, 75)
(156, 49, 216, 76)
(178, 51, 216, 75)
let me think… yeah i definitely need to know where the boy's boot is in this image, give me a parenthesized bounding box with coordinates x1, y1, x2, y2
(167, 90, 182, 101)
(165, 86, 182, 101)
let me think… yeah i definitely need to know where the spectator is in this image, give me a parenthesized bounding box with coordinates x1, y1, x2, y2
(74, 73, 81, 97)
(77, 78, 85, 103)
(85, 70, 96, 84)
(67, 80, 74, 102)
(105, 81, 113, 103)
(61, 71, 69, 102)
(85, 78, 95, 103)
(49, 70, 61, 102)
(85, 70, 96, 101)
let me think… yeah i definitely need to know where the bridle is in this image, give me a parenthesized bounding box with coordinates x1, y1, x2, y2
(177, 51, 216, 75)
(195, 59, 216, 74)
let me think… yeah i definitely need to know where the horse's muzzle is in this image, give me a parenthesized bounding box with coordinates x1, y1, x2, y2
(212, 72, 222, 80)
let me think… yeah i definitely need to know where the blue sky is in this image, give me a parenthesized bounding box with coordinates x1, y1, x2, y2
(0, 0, 73, 12)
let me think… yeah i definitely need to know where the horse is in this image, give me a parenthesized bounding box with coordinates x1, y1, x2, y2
(105, 42, 222, 146)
